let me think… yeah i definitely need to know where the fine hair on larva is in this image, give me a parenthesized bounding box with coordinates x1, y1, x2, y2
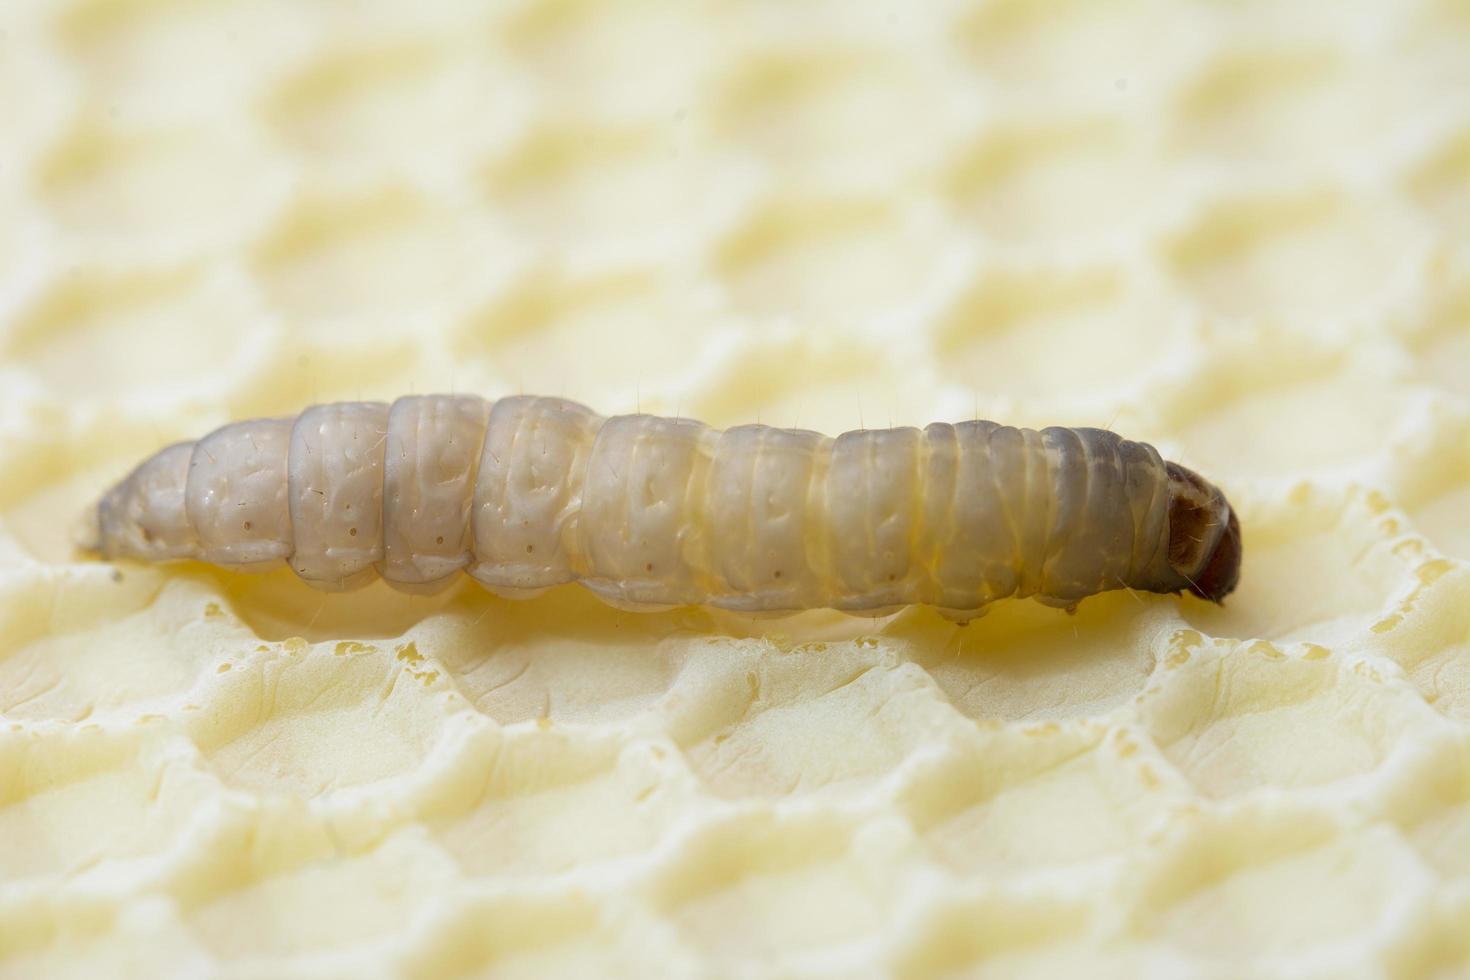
(79, 395, 1242, 621)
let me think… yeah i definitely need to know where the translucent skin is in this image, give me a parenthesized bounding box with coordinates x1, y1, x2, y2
(82, 396, 1240, 618)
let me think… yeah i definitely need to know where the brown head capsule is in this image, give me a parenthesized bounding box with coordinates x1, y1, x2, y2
(1164, 461, 1242, 604)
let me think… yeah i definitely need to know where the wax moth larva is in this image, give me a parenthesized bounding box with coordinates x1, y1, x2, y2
(79, 395, 1241, 620)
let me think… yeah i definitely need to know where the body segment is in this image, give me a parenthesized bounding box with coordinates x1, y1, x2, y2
(381, 395, 490, 590)
(84, 396, 1241, 617)
(468, 395, 601, 598)
(186, 418, 293, 570)
(287, 401, 389, 590)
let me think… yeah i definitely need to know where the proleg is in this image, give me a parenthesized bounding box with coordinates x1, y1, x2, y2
(79, 395, 1242, 619)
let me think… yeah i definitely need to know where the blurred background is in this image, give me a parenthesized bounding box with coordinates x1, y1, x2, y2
(3, 0, 1469, 566)
(3, 2, 1470, 975)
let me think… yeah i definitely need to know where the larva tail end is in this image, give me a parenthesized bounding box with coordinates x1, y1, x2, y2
(1165, 462, 1241, 604)
(72, 503, 103, 557)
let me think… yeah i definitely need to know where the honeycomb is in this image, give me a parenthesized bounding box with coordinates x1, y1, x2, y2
(2, 0, 1470, 976)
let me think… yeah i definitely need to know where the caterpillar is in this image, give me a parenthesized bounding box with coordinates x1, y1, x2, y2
(77, 395, 1241, 620)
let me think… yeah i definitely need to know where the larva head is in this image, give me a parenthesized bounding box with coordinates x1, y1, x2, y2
(1164, 461, 1241, 604)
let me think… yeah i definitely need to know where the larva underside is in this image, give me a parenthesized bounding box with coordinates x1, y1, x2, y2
(80, 395, 1241, 620)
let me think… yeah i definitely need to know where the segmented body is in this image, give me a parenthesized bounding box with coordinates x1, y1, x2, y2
(84, 395, 1241, 618)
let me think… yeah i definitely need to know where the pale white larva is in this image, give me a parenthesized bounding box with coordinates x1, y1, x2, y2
(80, 395, 1241, 619)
